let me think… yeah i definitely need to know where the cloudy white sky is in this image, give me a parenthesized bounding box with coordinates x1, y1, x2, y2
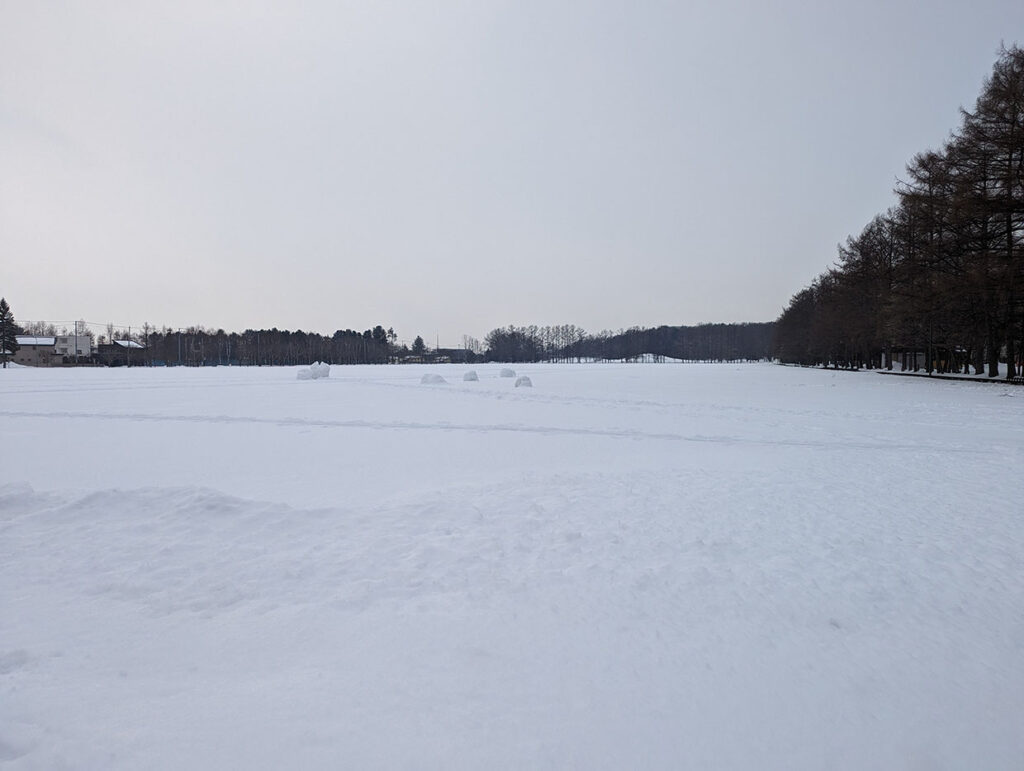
(2, 1, 1022, 344)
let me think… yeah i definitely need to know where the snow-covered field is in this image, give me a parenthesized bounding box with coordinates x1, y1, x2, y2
(2, 362, 1022, 770)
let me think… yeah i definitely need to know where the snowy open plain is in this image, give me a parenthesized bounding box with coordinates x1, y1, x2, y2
(1, 362, 1023, 769)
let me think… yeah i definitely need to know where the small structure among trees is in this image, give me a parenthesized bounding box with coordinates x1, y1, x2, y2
(96, 340, 146, 367)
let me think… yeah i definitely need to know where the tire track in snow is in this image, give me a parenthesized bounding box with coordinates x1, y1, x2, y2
(0, 409, 994, 454)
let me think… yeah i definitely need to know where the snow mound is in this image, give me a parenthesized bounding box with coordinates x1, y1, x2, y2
(514, 375, 532, 388)
(297, 362, 330, 380)
(463, 370, 479, 382)
(421, 374, 447, 385)
(499, 368, 516, 378)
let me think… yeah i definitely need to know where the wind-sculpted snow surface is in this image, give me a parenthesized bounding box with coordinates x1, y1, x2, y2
(1, 363, 1023, 769)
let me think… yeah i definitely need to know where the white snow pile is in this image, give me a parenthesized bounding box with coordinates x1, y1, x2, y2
(514, 375, 532, 388)
(499, 368, 516, 378)
(420, 373, 446, 384)
(463, 370, 479, 381)
(297, 362, 330, 380)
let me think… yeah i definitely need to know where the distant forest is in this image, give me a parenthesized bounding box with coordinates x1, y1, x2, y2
(483, 323, 774, 363)
(774, 46, 1024, 379)
(88, 322, 774, 366)
(6, 299, 776, 366)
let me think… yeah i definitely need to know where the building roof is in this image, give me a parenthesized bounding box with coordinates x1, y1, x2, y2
(114, 340, 145, 349)
(15, 336, 55, 346)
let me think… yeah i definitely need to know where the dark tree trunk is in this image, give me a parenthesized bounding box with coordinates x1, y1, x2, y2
(973, 341, 985, 375)
(988, 324, 1001, 377)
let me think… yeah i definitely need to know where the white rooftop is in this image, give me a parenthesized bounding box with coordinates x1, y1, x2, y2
(15, 336, 56, 346)
(114, 340, 145, 349)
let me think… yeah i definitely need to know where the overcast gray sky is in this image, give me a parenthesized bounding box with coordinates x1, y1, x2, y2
(2, 1, 1022, 345)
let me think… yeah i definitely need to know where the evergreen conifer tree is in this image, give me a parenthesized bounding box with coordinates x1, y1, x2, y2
(0, 298, 20, 368)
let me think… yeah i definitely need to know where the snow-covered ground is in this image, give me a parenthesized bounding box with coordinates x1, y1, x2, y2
(2, 362, 1022, 770)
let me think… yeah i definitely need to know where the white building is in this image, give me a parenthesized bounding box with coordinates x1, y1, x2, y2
(55, 335, 91, 357)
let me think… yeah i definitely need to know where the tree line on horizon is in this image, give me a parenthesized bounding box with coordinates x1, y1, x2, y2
(130, 325, 399, 366)
(0, 310, 401, 366)
(484, 323, 774, 363)
(2, 298, 776, 366)
(774, 45, 1024, 379)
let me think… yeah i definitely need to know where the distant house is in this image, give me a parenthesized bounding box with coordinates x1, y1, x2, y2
(54, 334, 92, 359)
(97, 339, 146, 366)
(433, 348, 472, 364)
(13, 336, 60, 367)
(399, 349, 472, 364)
